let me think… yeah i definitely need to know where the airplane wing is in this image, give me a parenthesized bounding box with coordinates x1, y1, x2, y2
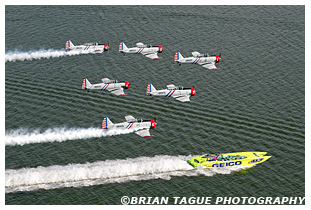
(173, 95, 191, 102)
(125, 115, 136, 122)
(135, 128, 151, 137)
(143, 53, 159, 59)
(109, 88, 125, 96)
(199, 62, 217, 70)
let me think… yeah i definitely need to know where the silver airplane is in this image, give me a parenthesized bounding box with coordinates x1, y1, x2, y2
(66, 40, 109, 54)
(119, 42, 163, 59)
(174, 51, 221, 69)
(82, 78, 129, 96)
(102, 115, 157, 137)
(146, 84, 196, 102)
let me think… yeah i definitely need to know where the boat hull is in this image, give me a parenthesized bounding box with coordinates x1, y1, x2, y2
(188, 151, 271, 168)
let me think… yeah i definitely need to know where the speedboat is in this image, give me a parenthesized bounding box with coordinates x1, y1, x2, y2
(187, 151, 271, 168)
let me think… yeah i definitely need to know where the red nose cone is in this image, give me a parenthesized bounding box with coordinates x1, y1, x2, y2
(124, 81, 130, 89)
(158, 46, 163, 53)
(216, 55, 220, 63)
(104, 44, 109, 51)
(191, 88, 196, 96)
(150, 120, 156, 129)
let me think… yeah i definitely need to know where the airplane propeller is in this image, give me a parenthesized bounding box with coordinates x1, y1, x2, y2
(192, 86, 197, 95)
(106, 41, 110, 52)
(211, 53, 221, 57)
(154, 116, 157, 129)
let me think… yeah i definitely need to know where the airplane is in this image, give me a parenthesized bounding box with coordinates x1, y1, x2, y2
(174, 51, 221, 69)
(66, 40, 109, 54)
(102, 115, 157, 137)
(146, 84, 196, 102)
(119, 42, 163, 59)
(82, 78, 129, 96)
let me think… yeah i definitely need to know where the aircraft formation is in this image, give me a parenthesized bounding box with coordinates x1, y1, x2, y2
(70, 40, 221, 137)
(67, 40, 271, 169)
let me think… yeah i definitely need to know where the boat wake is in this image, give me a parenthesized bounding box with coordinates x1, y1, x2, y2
(5, 127, 140, 146)
(5, 49, 86, 62)
(5, 155, 252, 193)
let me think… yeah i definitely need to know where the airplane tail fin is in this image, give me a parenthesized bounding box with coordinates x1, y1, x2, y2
(82, 78, 92, 89)
(66, 40, 74, 50)
(119, 42, 128, 52)
(146, 84, 157, 95)
(102, 117, 114, 129)
(174, 52, 184, 62)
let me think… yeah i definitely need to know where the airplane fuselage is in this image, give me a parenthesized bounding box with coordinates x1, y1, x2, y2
(68, 45, 106, 54)
(66, 40, 109, 54)
(146, 84, 196, 102)
(102, 117, 156, 137)
(178, 56, 218, 65)
(122, 47, 161, 55)
(86, 82, 128, 91)
(174, 52, 221, 69)
(111, 120, 155, 131)
(119, 42, 163, 59)
(149, 88, 194, 98)
(102, 115, 156, 137)
(82, 78, 129, 96)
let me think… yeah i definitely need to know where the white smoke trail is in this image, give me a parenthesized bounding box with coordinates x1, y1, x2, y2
(5, 49, 86, 62)
(5, 155, 252, 193)
(5, 127, 140, 146)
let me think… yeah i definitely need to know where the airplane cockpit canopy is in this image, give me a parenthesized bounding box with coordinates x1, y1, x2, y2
(192, 51, 209, 58)
(136, 42, 150, 48)
(167, 84, 186, 90)
(198, 53, 209, 57)
(129, 118, 138, 123)
(107, 80, 118, 84)
(84, 42, 99, 46)
(167, 84, 176, 90)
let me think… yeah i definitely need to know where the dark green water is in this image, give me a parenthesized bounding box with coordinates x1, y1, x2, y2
(5, 5, 305, 204)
